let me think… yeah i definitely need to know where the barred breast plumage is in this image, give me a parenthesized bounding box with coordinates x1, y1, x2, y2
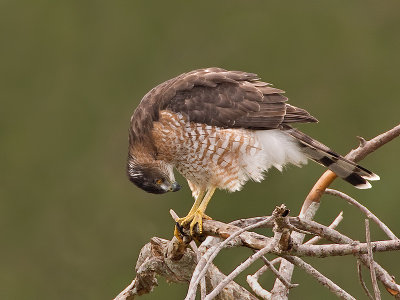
(152, 110, 309, 196)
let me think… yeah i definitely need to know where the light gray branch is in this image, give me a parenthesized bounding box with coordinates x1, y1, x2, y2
(204, 230, 282, 300)
(305, 211, 343, 245)
(357, 259, 374, 300)
(185, 215, 274, 300)
(292, 240, 400, 257)
(282, 255, 356, 300)
(247, 274, 272, 299)
(365, 219, 381, 300)
(325, 189, 398, 240)
(270, 123, 400, 299)
(256, 253, 298, 289)
(270, 202, 321, 299)
(114, 237, 257, 300)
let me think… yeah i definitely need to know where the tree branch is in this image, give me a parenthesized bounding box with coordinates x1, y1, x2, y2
(271, 123, 400, 299)
(365, 219, 381, 300)
(325, 189, 398, 240)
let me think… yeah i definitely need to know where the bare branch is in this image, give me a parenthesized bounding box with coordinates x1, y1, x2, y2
(271, 123, 400, 299)
(247, 274, 272, 299)
(283, 255, 356, 300)
(187, 205, 290, 300)
(185, 216, 274, 300)
(255, 252, 298, 289)
(114, 279, 137, 300)
(302, 123, 400, 214)
(325, 189, 398, 240)
(201, 216, 400, 295)
(346, 123, 400, 162)
(292, 240, 400, 257)
(271, 202, 321, 299)
(114, 237, 257, 300)
(204, 230, 282, 300)
(204, 206, 293, 300)
(253, 257, 282, 279)
(357, 259, 374, 300)
(305, 211, 344, 245)
(365, 219, 381, 300)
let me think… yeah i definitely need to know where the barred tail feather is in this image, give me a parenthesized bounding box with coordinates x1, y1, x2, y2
(282, 126, 380, 189)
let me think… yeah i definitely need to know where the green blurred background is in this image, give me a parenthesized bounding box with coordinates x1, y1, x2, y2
(1, 1, 399, 299)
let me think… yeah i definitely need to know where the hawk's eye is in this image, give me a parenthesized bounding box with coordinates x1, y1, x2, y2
(155, 179, 164, 185)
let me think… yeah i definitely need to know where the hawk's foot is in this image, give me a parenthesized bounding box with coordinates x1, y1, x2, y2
(176, 210, 212, 236)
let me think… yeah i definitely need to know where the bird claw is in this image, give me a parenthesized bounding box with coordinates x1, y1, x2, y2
(176, 210, 212, 237)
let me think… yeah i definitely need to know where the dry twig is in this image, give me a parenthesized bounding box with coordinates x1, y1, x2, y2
(365, 219, 381, 300)
(282, 255, 356, 300)
(325, 189, 398, 240)
(357, 259, 374, 300)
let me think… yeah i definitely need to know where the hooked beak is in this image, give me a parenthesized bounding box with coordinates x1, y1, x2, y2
(170, 181, 181, 192)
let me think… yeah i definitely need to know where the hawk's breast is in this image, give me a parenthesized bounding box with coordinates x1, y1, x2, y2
(152, 110, 308, 193)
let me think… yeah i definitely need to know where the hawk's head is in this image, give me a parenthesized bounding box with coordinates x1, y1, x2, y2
(127, 158, 181, 194)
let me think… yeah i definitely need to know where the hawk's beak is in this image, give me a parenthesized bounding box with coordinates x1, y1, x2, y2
(170, 182, 181, 192)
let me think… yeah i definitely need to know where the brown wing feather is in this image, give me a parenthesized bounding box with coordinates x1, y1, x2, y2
(129, 68, 317, 144)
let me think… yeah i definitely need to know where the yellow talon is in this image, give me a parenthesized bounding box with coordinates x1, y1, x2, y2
(189, 210, 212, 235)
(176, 210, 212, 235)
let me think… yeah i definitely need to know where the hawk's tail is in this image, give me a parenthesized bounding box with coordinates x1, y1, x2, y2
(282, 126, 380, 189)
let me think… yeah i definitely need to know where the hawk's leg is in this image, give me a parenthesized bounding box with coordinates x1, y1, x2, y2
(177, 189, 205, 225)
(175, 187, 216, 238)
(175, 189, 205, 239)
(189, 186, 216, 234)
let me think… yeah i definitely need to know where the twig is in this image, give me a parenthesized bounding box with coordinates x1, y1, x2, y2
(249, 216, 327, 298)
(325, 189, 398, 240)
(290, 218, 400, 295)
(114, 278, 136, 300)
(185, 215, 274, 300)
(282, 255, 356, 300)
(366, 219, 381, 300)
(357, 259, 374, 300)
(253, 257, 282, 279)
(256, 253, 298, 289)
(292, 239, 400, 257)
(205, 231, 282, 300)
(247, 274, 272, 299)
(346, 123, 400, 162)
(306, 211, 344, 245)
(271, 202, 321, 299)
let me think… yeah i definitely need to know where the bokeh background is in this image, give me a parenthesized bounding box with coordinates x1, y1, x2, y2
(1, 1, 399, 299)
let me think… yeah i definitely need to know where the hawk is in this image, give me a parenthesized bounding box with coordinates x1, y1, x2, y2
(127, 68, 379, 236)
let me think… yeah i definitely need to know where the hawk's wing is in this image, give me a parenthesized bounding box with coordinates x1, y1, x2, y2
(130, 68, 317, 142)
(164, 68, 317, 129)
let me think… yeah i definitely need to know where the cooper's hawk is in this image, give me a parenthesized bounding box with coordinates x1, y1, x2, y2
(127, 68, 379, 236)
